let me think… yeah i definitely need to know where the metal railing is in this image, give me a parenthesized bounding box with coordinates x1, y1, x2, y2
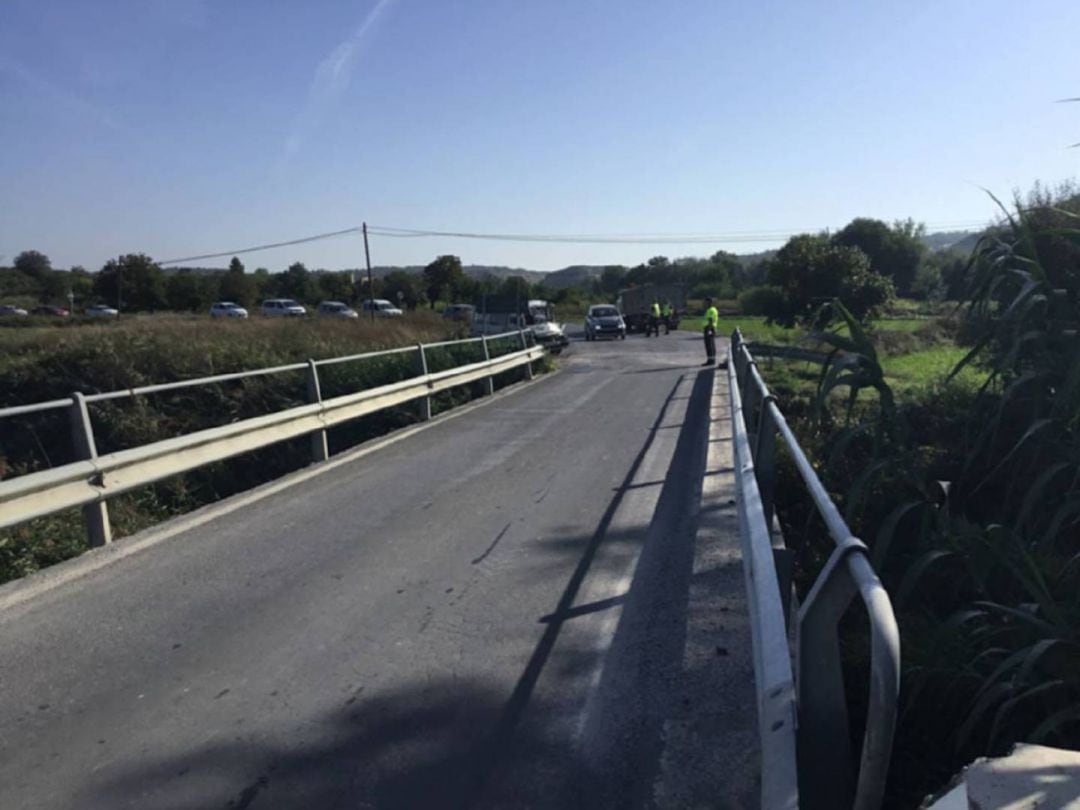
(729, 328, 901, 810)
(0, 330, 541, 547)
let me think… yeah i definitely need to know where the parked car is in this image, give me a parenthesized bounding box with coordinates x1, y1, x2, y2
(317, 301, 358, 319)
(0, 305, 29, 317)
(85, 304, 119, 318)
(210, 301, 248, 318)
(442, 304, 475, 322)
(261, 299, 306, 317)
(585, 304, 626, 341)
(29, 305, 70, 317)
(360, 299, 403, 318)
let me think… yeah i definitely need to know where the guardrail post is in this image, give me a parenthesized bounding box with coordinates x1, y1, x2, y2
(480, 336, 495, 396)
(68, 392, 112, 547)
(415, 343, 432, 421)
(797, 539, 863, 810)
(519, 330, 534, 380)
(305, 360, 329, 463)
(742, 361, 759, 438)
(755, 400, 777, 528)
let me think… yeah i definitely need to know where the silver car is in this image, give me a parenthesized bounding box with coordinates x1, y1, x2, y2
(317, 301, 359, 319)
(210, 301, 248, 318)
(85, 304, 119, 318)
(261, 299, 306, 317)
(360, 299, 403, 318)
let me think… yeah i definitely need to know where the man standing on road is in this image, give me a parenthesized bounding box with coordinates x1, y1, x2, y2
(650, 299, 661, 337)
(702, 297, 719, 366)
(661, 301, 673, 334)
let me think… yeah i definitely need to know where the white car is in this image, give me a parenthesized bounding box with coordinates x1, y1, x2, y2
(210, 301, 248, 319)
(317, 301, 358, 319)
(86, 304, 119, 318)
(261, 299, 306, 317)
(0, 305, 28, 317)
(360, 299, 403, 318)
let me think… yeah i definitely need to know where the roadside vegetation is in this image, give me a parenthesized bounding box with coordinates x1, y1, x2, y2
(0, 314, 543, 585)
(741, 185, 1080, 808)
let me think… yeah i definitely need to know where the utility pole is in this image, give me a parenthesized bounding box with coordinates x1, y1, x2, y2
(363, 222, 374, 322)
(116, 254, 122, 317)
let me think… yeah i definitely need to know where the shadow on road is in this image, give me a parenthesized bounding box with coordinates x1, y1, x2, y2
(78, 677, 559, 810)
(78, 368, 728, 810)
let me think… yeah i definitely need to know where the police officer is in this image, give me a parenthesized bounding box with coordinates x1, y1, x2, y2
(702, 297, 719, 366)
(661, 301, 673, 334)
(650, 299, 661, 337)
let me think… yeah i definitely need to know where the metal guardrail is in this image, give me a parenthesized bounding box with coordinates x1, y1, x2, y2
(729, 328, 901, 810)
(0, 330, 540, 547)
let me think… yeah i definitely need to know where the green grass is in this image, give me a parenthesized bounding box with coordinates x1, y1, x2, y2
(760, 345, 986, 401)
(880, 345, 984, 393)
(872, 317, 931, 332)
(0, 311, 522, 584)
(687, 314, 939, 343)
(693, 316, 802, 344)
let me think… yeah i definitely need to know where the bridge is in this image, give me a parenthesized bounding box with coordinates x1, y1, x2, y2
(0, 328, 898, 809)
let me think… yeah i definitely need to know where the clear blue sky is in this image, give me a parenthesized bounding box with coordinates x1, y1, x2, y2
(2, 0, 1078, 272)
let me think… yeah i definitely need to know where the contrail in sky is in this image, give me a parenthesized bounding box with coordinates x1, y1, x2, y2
(0, 60, 122, 131)
(284, 0, 398, 157)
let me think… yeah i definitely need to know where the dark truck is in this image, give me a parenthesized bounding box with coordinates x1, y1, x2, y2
(616, 284, 688, 334)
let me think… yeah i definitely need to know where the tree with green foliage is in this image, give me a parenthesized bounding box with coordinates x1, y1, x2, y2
(763, 234, 894, 326)
(219, 262, 255, 307)
(93, 254, 167, 311)
(252, 268, 271, 302)
(13, 250, 51, 279)
(498, 275, 531, 306)
(165, 271, 205, 311)
(598, 265, 627, 295)
(314, 271, 355, 303)
(272, 262, 314, 302)
(381, 270, 424, 310)
(423, 255, 463, 308)
(12, 250, 65, 303)
(832, 217, 925, 296)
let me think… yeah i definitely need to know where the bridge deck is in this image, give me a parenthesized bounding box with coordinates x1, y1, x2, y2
(0, 329, 756, 809)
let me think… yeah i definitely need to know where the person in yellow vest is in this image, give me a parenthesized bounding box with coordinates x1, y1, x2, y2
(661, 301, 674, 334)
(702, 297, 719, 366)
(649, 299, 661, 337)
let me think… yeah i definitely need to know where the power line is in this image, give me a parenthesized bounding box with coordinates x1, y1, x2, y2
(158, 226, 362, 265)
(365, 221, 991, 244)
(156, 219, 994, 265)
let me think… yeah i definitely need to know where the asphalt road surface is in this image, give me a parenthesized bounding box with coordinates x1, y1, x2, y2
(0, 327, 756, 810)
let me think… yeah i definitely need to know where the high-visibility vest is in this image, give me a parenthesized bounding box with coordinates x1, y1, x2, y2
(704, 306, 719, 330)
(651, 303, 661, 317)
(663, 305, 673, 317)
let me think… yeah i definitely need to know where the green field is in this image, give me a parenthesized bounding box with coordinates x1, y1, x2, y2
(707, 315, 984, 399)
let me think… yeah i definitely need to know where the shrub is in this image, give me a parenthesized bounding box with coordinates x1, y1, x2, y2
(737, 285, 785, 315)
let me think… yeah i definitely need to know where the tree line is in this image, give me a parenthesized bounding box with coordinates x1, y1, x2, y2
(1, 215, 973, 316)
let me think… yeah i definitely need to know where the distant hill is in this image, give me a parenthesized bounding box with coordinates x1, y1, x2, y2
(920, 230, 979, 253)
(542, 265, 606, 290)
(366, 264, 546, 284)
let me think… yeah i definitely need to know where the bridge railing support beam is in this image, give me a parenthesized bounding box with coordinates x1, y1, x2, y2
(69, 392, 112, 547)
(306, 359, 329, 463)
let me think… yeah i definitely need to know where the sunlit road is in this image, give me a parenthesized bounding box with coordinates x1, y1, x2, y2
(0, 328, 756, 809)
